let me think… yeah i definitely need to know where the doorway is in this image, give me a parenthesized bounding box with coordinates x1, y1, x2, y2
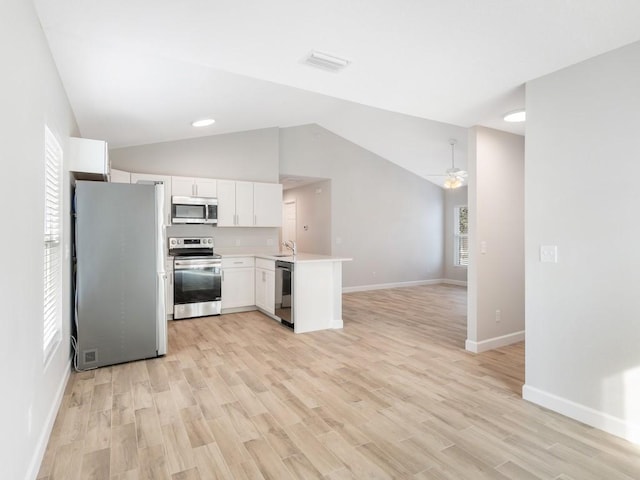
(282, 200, 297, 243)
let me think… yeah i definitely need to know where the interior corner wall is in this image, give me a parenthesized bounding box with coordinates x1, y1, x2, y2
(524, 40, 640, 444)
(279, 124, 444, 289)
(110, 127, 280, 183)
(0, 1, 78, 478)
(444, 186, 468, 283)
(283, 180, 332, 255)
(466, 126, 524, 353)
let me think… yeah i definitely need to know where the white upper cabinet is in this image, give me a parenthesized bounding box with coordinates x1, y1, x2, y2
(110, 168, 131, 183)
(217, 180, 254, 226)
(235, 181, 254, 226)
(217, 180, 237, 226)
(171, 176, 217, 197)
(130, 173, 172, 227)
(171, 176, 195, 196)
(217, 180, 280, 227)
(69, 137, 109, 180)
(253, 182, 283, 227)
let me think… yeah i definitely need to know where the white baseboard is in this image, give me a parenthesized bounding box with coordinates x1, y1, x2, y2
(523, 384, 640, 445)
(27, 361, 71, 480)
(343, 279, 443, 293)
(465, 330, 525, 353)
(442, 279, 467, 287)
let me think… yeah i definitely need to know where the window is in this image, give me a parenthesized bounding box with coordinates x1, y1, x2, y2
(43, 126, 63, 362)
(454, 206, 468, 266)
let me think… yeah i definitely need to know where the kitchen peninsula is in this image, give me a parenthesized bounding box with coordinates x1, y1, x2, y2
(218, 251, 352, 333)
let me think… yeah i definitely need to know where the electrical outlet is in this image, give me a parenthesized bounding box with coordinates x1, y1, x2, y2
(266, 238, 274, 246)
(234, 239, 240, 246)
(335, 237, 342, 244)
(540, 245, 558, 263)
(495, 309, 501, 322)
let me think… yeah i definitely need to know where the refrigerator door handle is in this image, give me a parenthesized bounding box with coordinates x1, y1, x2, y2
(155, 184, 168, 356)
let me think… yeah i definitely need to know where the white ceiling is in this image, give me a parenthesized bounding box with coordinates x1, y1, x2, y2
(34, 0, 640, 186)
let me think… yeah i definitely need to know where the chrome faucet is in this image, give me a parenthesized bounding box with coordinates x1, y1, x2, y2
(283, 240, 297, 256)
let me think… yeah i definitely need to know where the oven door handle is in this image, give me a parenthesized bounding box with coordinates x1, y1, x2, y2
(174, 263, 221, 270)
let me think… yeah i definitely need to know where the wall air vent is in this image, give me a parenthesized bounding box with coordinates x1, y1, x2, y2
(303, 50, 351, 72)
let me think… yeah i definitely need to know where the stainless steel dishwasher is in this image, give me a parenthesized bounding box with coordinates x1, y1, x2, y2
(275, 261, 294, 329)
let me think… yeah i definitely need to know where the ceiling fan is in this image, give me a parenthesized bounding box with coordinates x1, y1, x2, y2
(429, 139, 467, 189)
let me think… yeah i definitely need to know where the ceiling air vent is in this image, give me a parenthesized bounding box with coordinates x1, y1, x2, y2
(303, 50, 351, 72)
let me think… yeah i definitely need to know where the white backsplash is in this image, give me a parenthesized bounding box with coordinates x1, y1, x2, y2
(166, 224, 280, 252)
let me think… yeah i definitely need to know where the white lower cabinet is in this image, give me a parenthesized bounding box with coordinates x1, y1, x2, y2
(165, 259, 174, 320)
(221, 257, 255, 310)
(255, 258, 275, 314)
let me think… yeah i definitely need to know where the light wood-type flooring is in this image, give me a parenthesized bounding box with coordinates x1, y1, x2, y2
(38, 284, 640, 479)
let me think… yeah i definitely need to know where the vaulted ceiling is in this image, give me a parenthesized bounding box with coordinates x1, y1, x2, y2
(34, 0, 640, 186)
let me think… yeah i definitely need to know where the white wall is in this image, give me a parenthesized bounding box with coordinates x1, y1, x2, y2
(283, 180, 332, 255)
(467, 127, 524, 353)
(0, 1, 78, 478)
(524, 41, 640, 443)
(280, 124, 444, 288)
(444, 186, 468, 284)
(111, 128, 282, 251)
(110, 127, 280, 183)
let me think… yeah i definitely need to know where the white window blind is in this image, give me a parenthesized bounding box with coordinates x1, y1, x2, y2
(43, 126, 63, 362)
(454, 206, 469, 266)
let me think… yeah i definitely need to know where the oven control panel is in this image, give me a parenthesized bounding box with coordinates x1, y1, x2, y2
(168, 237, 214, 255)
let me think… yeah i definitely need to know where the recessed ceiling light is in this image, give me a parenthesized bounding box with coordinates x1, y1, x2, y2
(303, 50, 351, 72)
(504, 109, 526, 123)
(191, 118, 215, 127)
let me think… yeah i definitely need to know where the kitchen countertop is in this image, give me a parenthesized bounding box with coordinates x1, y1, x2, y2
(215, 249, 352, 264)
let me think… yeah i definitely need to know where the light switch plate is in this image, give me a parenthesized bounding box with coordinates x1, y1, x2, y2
(540, 245, 558, 263)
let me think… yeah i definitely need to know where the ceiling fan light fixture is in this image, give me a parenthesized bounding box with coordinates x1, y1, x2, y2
(191, 118, 216, 127)
(504, 109, 526, 123)
(444, 175, 463, 189)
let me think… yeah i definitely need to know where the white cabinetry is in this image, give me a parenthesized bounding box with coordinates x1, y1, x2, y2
(218, 180, 281, 227)
(171, 176, 217, 197)
(130, 173, 172, 227)
(165, 259, 174, 320)
(110, 168, 131, 183)
(253, 182, 283, 227)
(221, 257, 255, 310)
(217, 180, 254, 227)
(69, 137, 110, 180)
(255, 258, 275, 314)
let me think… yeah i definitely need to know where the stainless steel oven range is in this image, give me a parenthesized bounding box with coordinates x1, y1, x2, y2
(169, 237, 222, 319)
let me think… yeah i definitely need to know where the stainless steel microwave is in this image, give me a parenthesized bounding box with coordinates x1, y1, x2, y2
(171, 196, 217, 224)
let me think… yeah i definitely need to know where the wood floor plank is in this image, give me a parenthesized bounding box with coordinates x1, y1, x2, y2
(134, 407, 163, 449)
(161, 422, 197, 474)
(36, 284, 640, 480)
(243, 437, 295, 480)
(84, 410, 111, 452)
(80, 447, 110, 480)
(192, 443, 234, 480)
(110, 423, 138, 475)
(137, 443, 170, 480)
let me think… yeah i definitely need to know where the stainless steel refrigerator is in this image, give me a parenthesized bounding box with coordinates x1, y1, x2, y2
(74, 181, 167, 370)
